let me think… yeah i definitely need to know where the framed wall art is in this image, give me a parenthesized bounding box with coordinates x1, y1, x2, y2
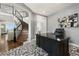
(58, 13, 78, 28)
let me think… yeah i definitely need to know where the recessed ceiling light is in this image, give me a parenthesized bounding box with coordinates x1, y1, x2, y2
(42, 11, 46, 13)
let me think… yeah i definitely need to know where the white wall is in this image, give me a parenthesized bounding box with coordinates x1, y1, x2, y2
(0, 12, 14, 22)
(0, 12, 14, 41)
(48, 4, 79, 45)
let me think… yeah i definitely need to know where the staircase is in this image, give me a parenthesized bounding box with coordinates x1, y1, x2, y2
(0, 4, 29, 49)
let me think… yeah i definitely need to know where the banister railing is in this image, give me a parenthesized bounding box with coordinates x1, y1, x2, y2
(14, 24, 22, 42)
(14, 10, 23, 21)
(13, 7, 24, 42)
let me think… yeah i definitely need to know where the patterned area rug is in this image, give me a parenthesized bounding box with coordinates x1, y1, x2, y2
(0, 40, 79, 56)
(0, 40, 48, 56)
(69, 44, 79, 56)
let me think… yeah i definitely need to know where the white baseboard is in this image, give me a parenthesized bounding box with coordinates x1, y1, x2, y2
(69, 43, 79, 48)
(23, 38, 36, 45)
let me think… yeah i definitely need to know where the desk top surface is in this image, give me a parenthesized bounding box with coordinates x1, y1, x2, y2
(36, 33, 69, 41)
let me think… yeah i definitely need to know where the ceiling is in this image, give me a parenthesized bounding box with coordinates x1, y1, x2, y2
(25, 3, 75, 16)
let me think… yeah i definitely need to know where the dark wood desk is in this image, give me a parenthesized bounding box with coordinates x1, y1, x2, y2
(36, 33, 70, 56)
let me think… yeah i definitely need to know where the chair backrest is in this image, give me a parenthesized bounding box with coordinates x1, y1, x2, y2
(54, 28, 65, 39)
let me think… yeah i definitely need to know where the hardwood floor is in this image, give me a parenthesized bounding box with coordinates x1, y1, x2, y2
(8, 29, 28, 50)
(0, 29, 28, 53)
(0, 35, 8, 53)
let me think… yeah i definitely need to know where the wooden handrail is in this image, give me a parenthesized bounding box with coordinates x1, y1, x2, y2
(16, 24, 22, 30)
